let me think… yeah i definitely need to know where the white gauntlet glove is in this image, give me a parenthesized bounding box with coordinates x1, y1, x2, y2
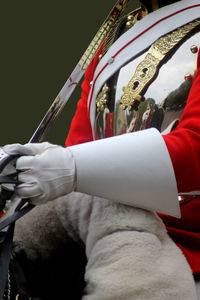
(3, 142, 76, 205)
(4, 129, 179, 216)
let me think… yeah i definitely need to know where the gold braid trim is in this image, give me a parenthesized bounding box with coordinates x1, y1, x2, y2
(78, 0, 130, 70)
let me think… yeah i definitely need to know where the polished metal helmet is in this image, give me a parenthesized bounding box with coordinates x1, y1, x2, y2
(95, 0, 200, 139)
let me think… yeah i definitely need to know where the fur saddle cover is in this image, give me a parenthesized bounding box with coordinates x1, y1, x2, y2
(10, 192, 197, 300)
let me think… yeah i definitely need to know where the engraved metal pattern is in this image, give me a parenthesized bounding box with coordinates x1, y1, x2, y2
(97, 7, 148, 113)
(119, 19, 200, 111)
(102, 7, 148, 58)
(79, 0, 130, 70)
(96, 83, 109, 112)
(101, 16, 124, 57)
(126, 6, 148, 29)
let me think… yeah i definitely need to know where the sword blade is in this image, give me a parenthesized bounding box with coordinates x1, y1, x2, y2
(29, 0, 130, 143)
(30, 64, 84, 143)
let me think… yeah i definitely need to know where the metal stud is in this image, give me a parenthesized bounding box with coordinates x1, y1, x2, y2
(184, 73, 193, 81)
(126, 21, 133, 29)
(108, 57, 114, 64)
(127, 14, 134, 21)
(190, 45, 198, 54)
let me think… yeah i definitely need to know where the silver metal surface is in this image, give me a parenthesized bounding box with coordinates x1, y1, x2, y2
(95, 30, 200, 139)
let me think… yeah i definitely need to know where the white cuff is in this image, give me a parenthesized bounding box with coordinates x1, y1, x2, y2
(69, 128, 180, 218)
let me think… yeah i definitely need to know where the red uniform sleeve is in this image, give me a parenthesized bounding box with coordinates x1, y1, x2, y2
(65, 46, 104, 147)
(163, 53, 200, 193)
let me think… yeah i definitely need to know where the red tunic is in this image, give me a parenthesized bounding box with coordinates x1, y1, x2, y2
(65, 46, 200, 274)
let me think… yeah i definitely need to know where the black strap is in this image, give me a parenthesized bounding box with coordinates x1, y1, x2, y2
(0, 202, 34, 232)
(0, 199, 34, 300)
(0, 175, 20, 185)
(0, 160, 35, 298)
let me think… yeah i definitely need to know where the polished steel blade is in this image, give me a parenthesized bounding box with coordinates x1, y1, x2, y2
(30, 0, 130, 143)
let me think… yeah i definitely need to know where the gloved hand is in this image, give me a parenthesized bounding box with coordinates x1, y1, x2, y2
(3, 142, 76, 205)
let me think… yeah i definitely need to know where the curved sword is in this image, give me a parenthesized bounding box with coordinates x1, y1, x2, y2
(30, 0, 130, 143)
(0, 0, 132, 217)
(0, 0, 131, 172)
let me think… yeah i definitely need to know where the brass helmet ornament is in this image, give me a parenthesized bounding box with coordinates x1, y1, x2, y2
(140, 0, 182, 11)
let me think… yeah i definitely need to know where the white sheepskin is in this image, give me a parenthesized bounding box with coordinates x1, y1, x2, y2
(14, 192, 197, 299)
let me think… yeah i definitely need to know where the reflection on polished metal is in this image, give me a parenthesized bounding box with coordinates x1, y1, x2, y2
(119, 19, 200, 111)
(95, 22, 200, 140)
(96, 83, 109, 112)
(30, 96, 65, 142)
(179, 195, 197, 205)
(127, 14, 134, 20)
(126, 21, 133, 29)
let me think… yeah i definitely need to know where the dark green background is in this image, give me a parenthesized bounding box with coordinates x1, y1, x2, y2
(0, 0, 139, 146)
